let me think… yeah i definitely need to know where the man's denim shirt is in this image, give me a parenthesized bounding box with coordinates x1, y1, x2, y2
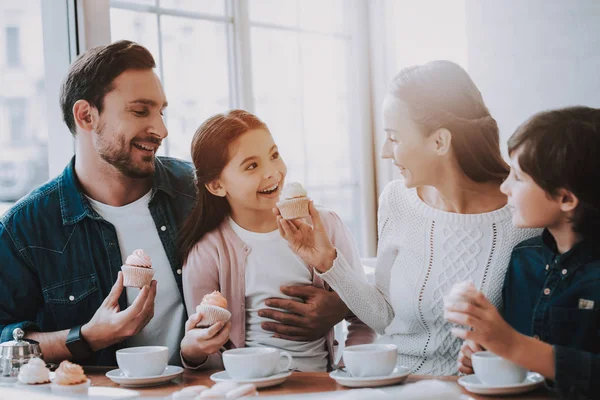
(503, 230, 600, 400)
(0, 157, 196, 366)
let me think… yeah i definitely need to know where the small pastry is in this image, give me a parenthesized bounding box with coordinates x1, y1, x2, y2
(276, 182, 310, 220)
(18, 357, 50, 385)
(195, 291, 231, 328)
(121, 249, 155, 287)
(50, 360, 90, 395)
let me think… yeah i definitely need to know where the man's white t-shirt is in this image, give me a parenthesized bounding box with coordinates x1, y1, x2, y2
(87, 191, 185, 365)
(229, 218, 329, 372)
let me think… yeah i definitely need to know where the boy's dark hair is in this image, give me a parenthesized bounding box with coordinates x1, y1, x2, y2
(508, 106, 600, 239)
(60, 40, 156, 135)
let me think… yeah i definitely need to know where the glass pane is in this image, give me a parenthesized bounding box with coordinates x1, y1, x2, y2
(0, 0, 48, 214)
(110, 8, 160, 73)
(300, 34, 352, 187)
(251, 27, 305, 184)
(298, 0, 349, 34)
(251, 27, 361, 249)
(159, 0, 226, 16)
(160, 16, 230, 160)
(249, 0, 297, 27)
(112, 0, 157, 6)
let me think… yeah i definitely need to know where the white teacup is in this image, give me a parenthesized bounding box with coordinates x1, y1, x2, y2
(472, 351, 527, 385)
(116, 346, 168, 377)
(343, 344, 398, 377)
(222, 348, 292, 380)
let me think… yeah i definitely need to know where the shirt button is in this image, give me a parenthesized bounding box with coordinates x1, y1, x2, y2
(177, 269, 182, 275)
(562, 269, 567, 275)
(544, 288, 551, 295)
(161, 226, 167, 232)
(68, 295, 75, 301)
(545, 264, 549, 271)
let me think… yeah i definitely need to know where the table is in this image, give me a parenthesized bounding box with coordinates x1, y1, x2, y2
(86, 367, 556, 399)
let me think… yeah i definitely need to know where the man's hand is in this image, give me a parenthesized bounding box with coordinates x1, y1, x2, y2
(81, 271, 157, 351)
(259, 285, 348, 341)
(180, 312, 231, 366)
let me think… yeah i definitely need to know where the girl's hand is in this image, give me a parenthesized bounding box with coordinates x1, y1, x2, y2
(457, 339, 484, 374)
(180, 312, 231, 366)
(274, 200, 337, 272)
(444, 289, 519, 359)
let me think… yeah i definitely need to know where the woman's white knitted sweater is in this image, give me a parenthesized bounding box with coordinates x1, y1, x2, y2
(320, 181, 538, 375)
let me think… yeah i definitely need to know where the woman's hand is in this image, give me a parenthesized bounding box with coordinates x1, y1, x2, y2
(180, 312, 231, 366)
(274, 200, 337, 272)
(444, 289, 519, 359)
(457, 339, 484, 374)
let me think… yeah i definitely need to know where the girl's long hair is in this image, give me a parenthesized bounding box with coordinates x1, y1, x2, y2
(178, 110, 268, 263)
(390, 60, 509, 182)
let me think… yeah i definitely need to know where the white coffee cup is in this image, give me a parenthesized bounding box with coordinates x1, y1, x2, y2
(222, 348, 292, 380)
(116, 346, 168, 377)
(343, 344, 398, 377)
(472, 351, 527, 385)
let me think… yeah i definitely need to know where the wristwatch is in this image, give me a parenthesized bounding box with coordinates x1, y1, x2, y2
(66, 325, 93, 360)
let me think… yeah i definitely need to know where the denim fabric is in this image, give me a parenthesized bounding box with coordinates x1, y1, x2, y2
(503, 230, 600, 399)
(0, 156, 196, 366)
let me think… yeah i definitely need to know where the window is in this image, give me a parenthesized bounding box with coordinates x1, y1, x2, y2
(0, 1, 53, 212)
(109, 0, 373, 253)
(7, 98, 27, 144)
(110, 0, 231, 159)
(5, 26, 21, 67)
(249, 0, 363, 244)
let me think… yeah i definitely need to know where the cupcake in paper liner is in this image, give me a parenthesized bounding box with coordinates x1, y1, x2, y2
(196, 291, 231, 328)
(276, 182, 310, 220)
(121, 249, 155, 287)
(50, 360, 90, 396)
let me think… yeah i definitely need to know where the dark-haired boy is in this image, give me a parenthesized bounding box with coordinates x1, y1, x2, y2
(446, 106, 600, 399)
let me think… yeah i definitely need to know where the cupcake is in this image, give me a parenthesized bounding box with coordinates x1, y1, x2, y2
(18, 357, 50, 386)
(50, 360, 90, 395)
(121, 249, 155, 287)
(195, 291, 232, 328)
(276, 182, 310, 220)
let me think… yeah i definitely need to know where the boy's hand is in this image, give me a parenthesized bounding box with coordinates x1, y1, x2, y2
(457, 339, 484, 374)
(444, 290, 519, 359)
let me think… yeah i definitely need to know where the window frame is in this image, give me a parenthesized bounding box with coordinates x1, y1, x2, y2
(55, 0, 377, 255)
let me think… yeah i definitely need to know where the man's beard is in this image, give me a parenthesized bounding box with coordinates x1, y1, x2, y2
(95, 124, 158, 179)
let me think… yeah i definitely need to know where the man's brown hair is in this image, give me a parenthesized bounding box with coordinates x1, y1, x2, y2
(60, 40, 156, 135)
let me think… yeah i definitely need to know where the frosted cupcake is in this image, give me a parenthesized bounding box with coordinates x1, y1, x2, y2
(195, 291, 231, 328)
(18, 357, 50, 388)
(121, 249, 155, 287)
(276, 182, 310, 220)
(50, 360, 90, 395)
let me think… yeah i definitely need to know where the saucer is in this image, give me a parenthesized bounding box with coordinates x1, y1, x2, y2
(210, 370, 292, 388)
(457, 372, 545, 395)
(106, 365, 183, 388)
(329, 367, 410, 388)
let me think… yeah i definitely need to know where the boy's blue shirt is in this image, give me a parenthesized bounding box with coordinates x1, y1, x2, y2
(503, 229, 600, 399)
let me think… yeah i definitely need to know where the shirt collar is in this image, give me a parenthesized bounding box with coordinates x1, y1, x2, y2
(541, 228, 600, 270)
(59, 156, 175, 226)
